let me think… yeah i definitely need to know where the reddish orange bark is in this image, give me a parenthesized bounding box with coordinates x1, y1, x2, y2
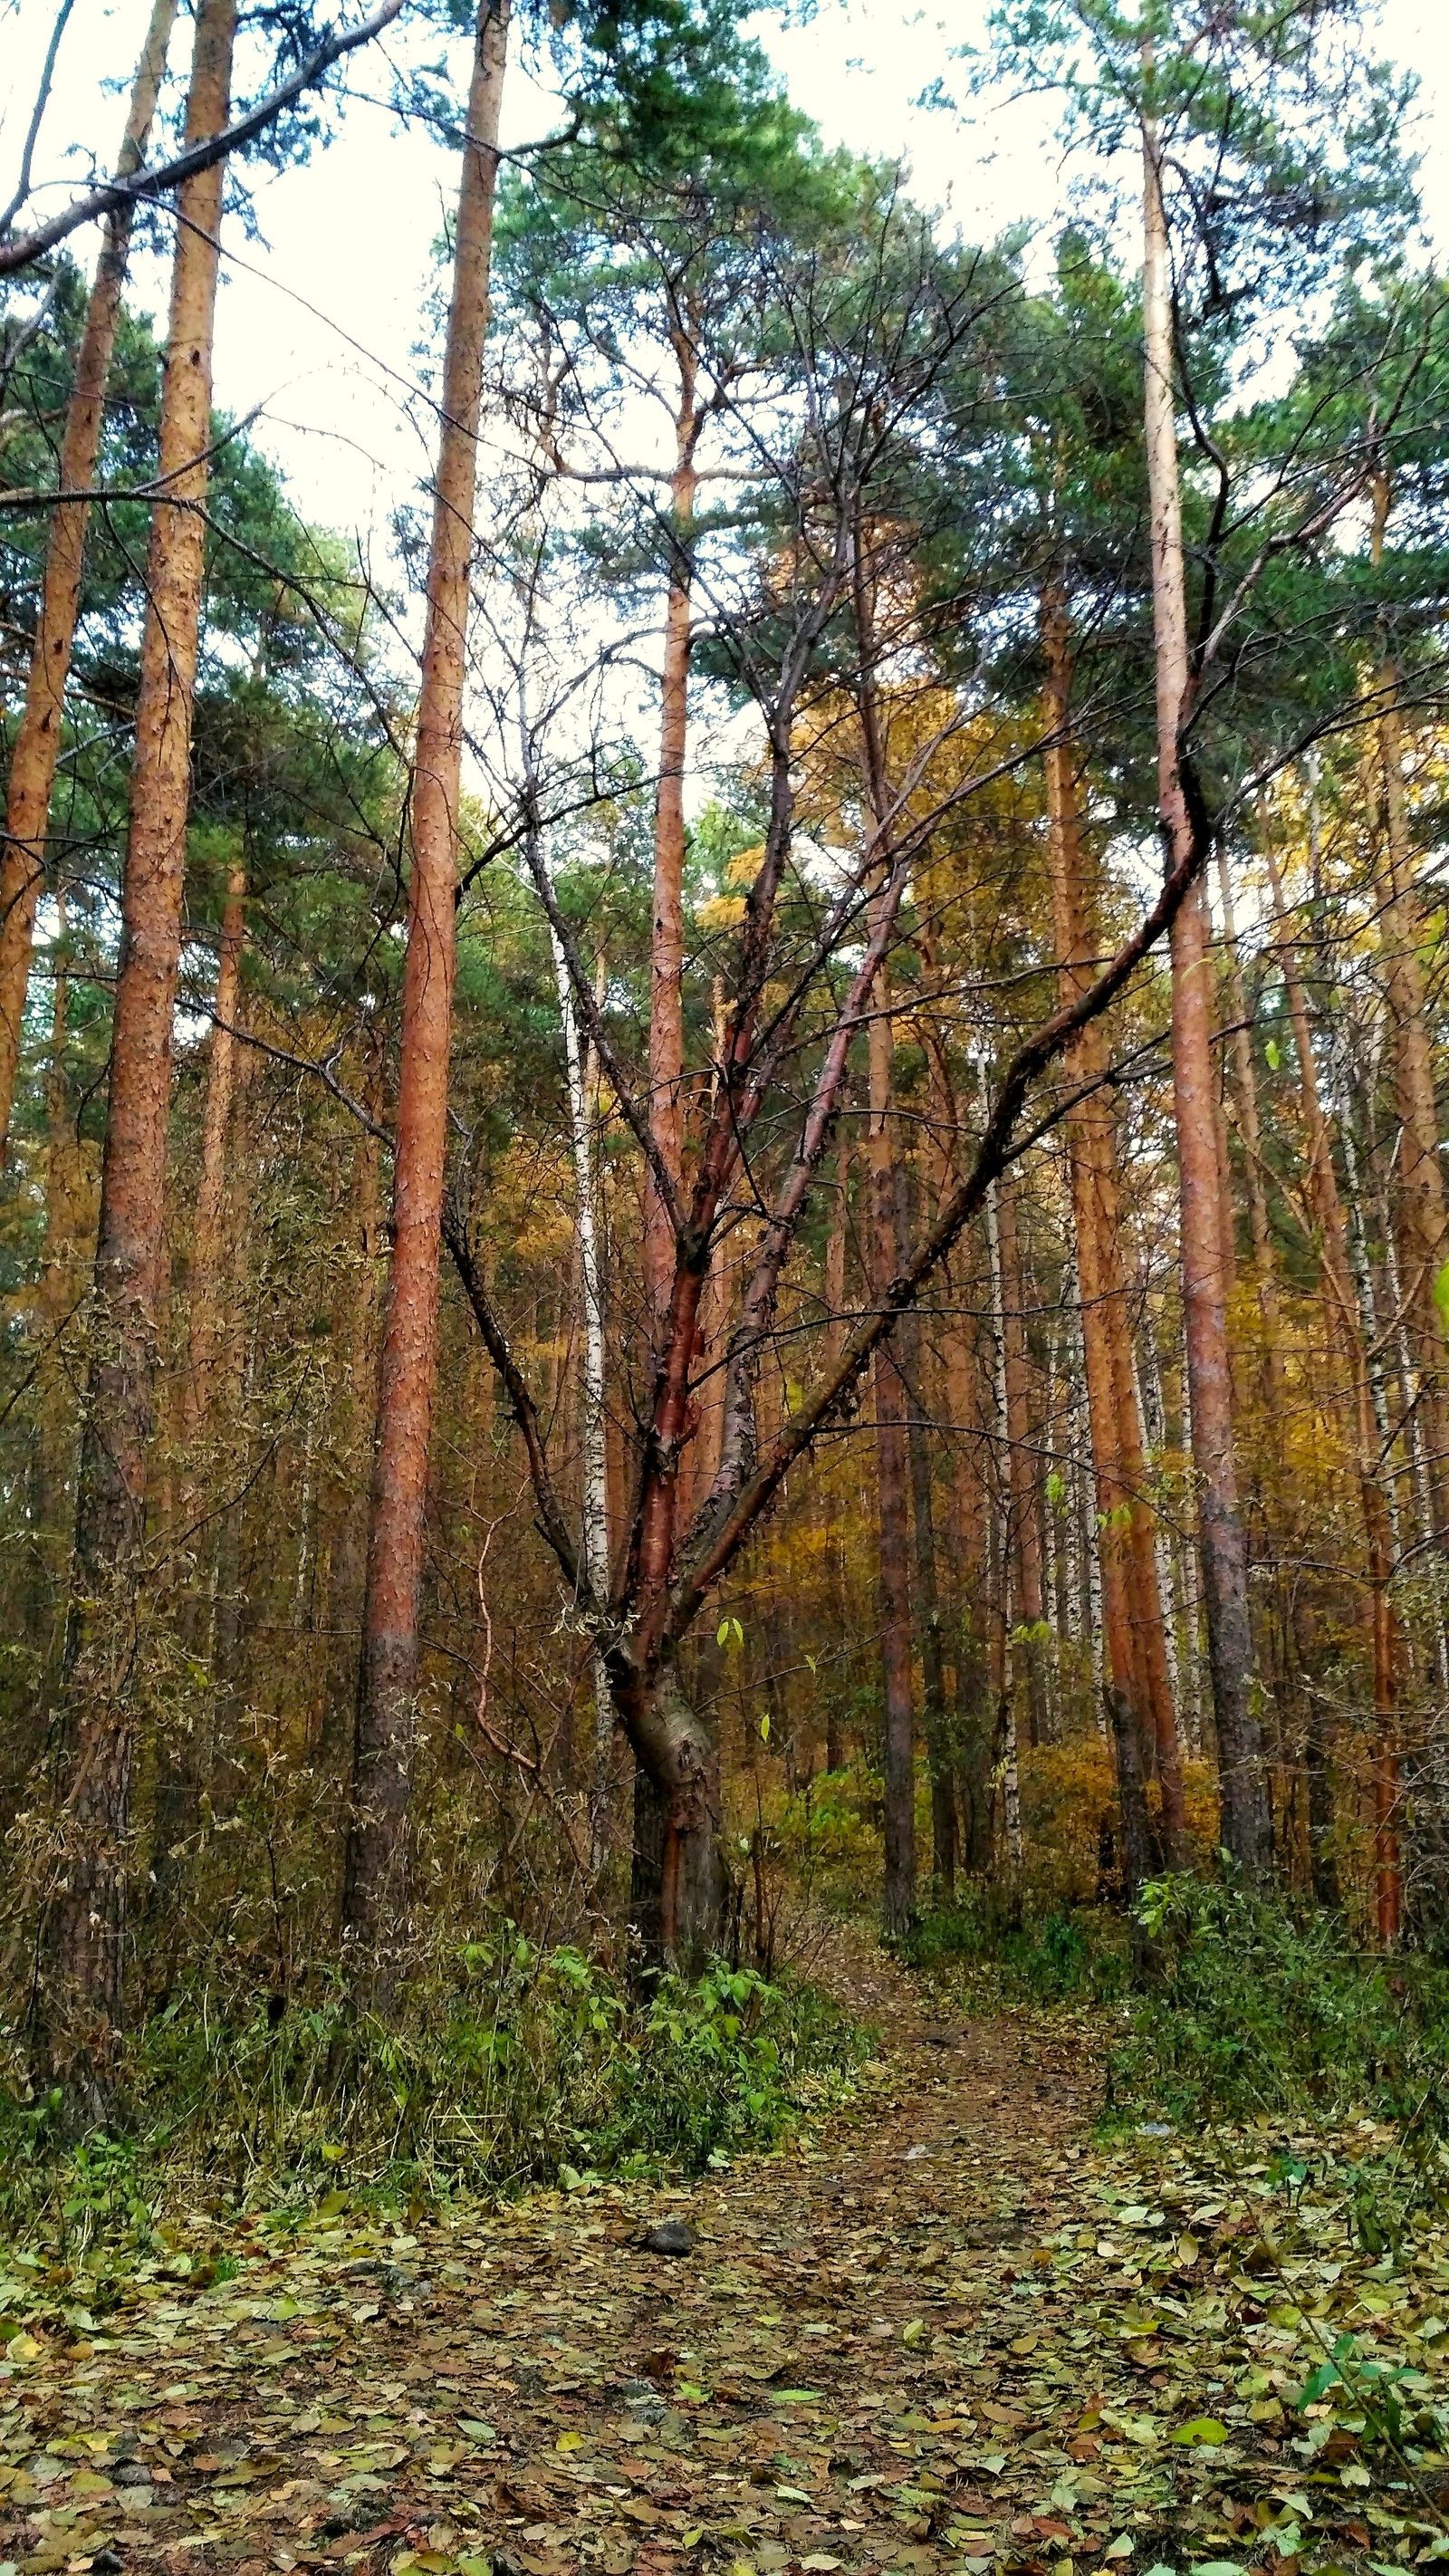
(1370, 475, 1449, 1543)
(0, 0, 178, 1166)
(1141, 101, 1270, 1885)
(43, 0, 238, 2077)
(342, 0, 510, 1967)
(642, 331, 703, 1344)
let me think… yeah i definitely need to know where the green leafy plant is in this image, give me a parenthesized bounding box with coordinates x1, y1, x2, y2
(0, 1936, 868, 2253)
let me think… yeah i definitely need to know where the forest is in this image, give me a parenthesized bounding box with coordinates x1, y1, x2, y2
(2, 1, 1449, 2568)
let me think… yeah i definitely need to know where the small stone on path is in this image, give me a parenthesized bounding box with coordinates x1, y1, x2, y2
(640, 2216, 694, 2254)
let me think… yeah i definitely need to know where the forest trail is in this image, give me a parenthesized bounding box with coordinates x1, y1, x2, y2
(2, 1943, 1441, 2576)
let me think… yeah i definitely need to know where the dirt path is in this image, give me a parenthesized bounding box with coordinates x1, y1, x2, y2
(1, 1943, 1441, 2576)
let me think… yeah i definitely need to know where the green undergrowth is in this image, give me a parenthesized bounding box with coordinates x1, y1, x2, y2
(0, 1936, 869, 2255)
(1109, 1877, 1449, 2133)
(904, 1874, 1449, 2141)
(900, 1883, 1133, 2004)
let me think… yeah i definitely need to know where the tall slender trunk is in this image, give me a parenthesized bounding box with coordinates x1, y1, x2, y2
(34, 896, 86, 1556)
(642, 339, 701, 1343)
(549, 916, 612, 1869)
(1041, 597, 1175, 1879)
(148, 871, 247, 1930)
(0, 0, 178, 1167)
(341, 0, 510, 1970)
(183, 864, 246, 1438)
(897, 1168, 954, 1896)
(1262, 832, 1398, 1937)
(1217, 848, 1286, 1418)
(41, 0, 238, 2088)
(867, 960, 916, 1936)
(1141, 99, 1271, 1888)
(995, 1164, 1050, 1752)
(1370, 473, 1449, 1544)
(984, 1176, 1023, 1869)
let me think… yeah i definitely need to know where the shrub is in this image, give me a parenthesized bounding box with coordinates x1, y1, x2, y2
(901, 1888, 1130, 2003)
(0, 1937, 868, 2252)
(1108, 1875, 1449, 2127)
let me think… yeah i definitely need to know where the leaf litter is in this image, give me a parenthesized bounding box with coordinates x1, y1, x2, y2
(1, 1940, 1445, 2576)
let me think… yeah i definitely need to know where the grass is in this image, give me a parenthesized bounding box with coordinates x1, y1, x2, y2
(0, 1933, 870, 2254)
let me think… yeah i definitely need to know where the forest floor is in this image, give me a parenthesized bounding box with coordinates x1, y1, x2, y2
(3, 1933, 1446, 2576)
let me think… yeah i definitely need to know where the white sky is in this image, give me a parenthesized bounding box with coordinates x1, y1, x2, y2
(3, 0, 1444, 564)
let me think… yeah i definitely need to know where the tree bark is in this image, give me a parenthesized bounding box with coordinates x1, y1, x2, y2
(183, 864, 246, 1439)
(0, 0, 178, 1167)
(1262, 830, 1398, 1939)
(994, 1162, 1051, 1753)
(341, 0, 510, 1973)
(622, 1661, 724, 1973)
(897, 1169, 954, 1896)
(1370, 473, 1449, 1545)
(867, 959, 916, 1937)
(642, 336, 701, 1343)
(1141, 99, 1271, 1888)
(1041, 605, 1166, 1889)
(548, 912, 612, 1868)
(148, 870, 247, 1931)
(41, 0, 237, 2092)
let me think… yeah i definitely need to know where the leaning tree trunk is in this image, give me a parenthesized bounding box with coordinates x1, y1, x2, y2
(40, 0, 237, 2097)
(341, 0, 510, 1976)
(0, 0, 178, 1167)
(1140, 101, 1271, 1889)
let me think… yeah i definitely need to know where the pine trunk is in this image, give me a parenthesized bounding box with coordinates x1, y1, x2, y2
(1262, 832, 1399, 1940)
(42, 0, 237, 2091)
(867, 966, 916, 1937)
(342, 0, 510, 1973)
(1140, 101, 1271, 1888)
(0, 0, 178, 1165)
(183, 866, 247, 1439)
(642, 347, 700, 1342)
(995, 1165, 1050, 1752)
(897, 1168, 954, 1896)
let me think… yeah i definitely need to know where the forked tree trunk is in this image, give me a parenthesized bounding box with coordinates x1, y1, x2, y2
(623, 1663, 725, 1971)
(341, 0, 510, 1975)
(1140, 101, 1271, 1889)
(0, 0, 178, 1168)
(41, 0, 238, 2091)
